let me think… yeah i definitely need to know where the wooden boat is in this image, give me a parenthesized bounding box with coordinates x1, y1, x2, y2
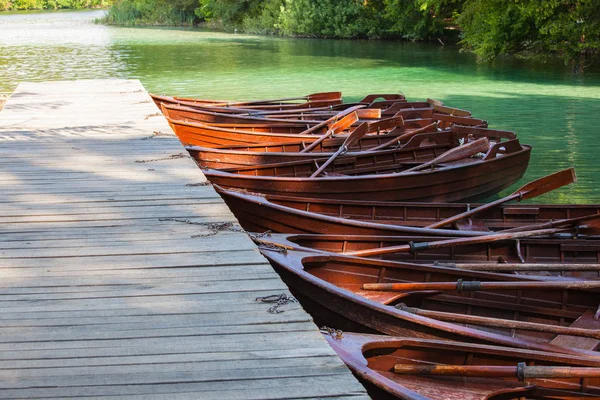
(203, 139, 531, 202)
(160, 102, 463, 126)
(150, 91, 344, 110)
(189, 130, 458, 169)
(214, 185, 600, 236)
(257, 233, 600, 279)
(323, 332, 600, 399)
(260, 247, 600, 357)
(187, 124, 511, 164)
(162, 103, 332, 125)
(166, 113, 435, 147)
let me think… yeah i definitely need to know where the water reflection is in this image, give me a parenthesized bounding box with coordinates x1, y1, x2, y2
(0, 10, 599, 202)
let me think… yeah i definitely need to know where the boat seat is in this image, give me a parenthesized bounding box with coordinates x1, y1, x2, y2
(549, 310, 600, 350)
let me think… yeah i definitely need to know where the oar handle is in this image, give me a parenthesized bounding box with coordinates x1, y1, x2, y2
(346, 227, 563, 257)
(394, 363, 600, 380)
(363, 279, 600, 292)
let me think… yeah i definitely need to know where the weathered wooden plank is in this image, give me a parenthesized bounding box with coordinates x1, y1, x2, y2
(0, 375, 367, 399)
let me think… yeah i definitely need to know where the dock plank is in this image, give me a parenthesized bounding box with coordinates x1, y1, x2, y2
(0, 79, 367, 399)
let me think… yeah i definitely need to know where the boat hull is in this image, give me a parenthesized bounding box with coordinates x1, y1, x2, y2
(205, 143, 532, 202)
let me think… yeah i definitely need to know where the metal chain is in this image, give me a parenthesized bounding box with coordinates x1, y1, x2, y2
(320, 326, 344, 339)
(158, 218, 245, 237)
(256, 293, 298, 314)
(144, 112, 162, 120)
(186, 181, 212, 186)
(141, 130, 175, 140)
(135, 153, 189, 163)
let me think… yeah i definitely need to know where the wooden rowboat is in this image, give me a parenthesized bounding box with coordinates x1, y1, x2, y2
(187, 124, 513, 166)
(258, 233, 600, 279)
(260, 248, 600, 357)
(214, 185, 600, 236)
(203, 139, 531, 202)
(166, 113, 435, 147)
(189, 130, 458, 169)
(160, 102, 458, 126)
(150, 91, 344, 110)
(323, 332, 600, 399)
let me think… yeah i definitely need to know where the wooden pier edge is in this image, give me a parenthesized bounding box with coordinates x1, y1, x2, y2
(0, 79, 369, 399)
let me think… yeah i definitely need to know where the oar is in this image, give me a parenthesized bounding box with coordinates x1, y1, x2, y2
(501, 212, 600, 233)
(396, 304, 600, 340)
(345, 227, 571, 258)
(394, 363, 600, 380)
(300, 111, 359, 153)
(356, 108, 382, 119)
(301, 105, 365, 136)
(364, 279, 600, 292)
(226, 91, 342, 106)
(436, 262, 600, 271)
(367, 122, 438, 151)
(366, 115, 404, 134)
(426, 168, 577, 229)
(309, 123, 369, 178)
(401, 137, 490, 173)
(349, 214, 600, 258)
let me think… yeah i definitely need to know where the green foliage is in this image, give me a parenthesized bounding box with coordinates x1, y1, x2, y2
(1, 0, 111, 10)
(382, 0, 462, 40)
(97, 0, 598, 71)
(277, 0, 380, 38)
(102, 0, 197, 25)
(458, 0, 600, 72)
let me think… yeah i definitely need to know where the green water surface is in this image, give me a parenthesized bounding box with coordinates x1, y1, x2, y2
(1, 10, 599, 203)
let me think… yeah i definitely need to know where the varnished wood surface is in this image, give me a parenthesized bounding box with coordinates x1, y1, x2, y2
(0, 79, 368, 399)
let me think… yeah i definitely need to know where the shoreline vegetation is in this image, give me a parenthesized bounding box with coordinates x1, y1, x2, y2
(0, 0, 110, 11)
(99, 0, 598, 73)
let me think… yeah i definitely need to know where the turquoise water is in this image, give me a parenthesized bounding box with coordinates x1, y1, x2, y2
(1, 10, 600, 203)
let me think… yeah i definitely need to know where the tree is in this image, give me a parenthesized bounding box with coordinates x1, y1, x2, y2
(382, 0, 463, 41)
(458, 0, 600, 73)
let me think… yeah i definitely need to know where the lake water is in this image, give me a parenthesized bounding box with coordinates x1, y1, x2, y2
(1, 10, 600, 203)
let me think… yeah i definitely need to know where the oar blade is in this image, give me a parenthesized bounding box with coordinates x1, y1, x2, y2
(578, 215, 600, 235)
(429, 137, 490, 165)
(307, 91, 342, 101)
(329, 111, 359, 134)
(515, 168, 577, 200)
(356, 108, 382, 119)
(426, 98, 444, 107)
(345, 122, 370, 147)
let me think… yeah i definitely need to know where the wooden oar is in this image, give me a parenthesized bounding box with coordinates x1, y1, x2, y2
(299, 111, 360, 153)
(366, 115, 404, 134)
(225, 91, 342, 106)
(367, 122, 438, 151)
(309, 123, 369, 178)
(346, 227, 571, 258)
(348, 213, 600, 258)
(394, 363, 600, 380)
(355, 108, 381, 119)
(300, 105, 365, 137)
(401, 137, 490, 173)
(436, 262, 600, 272)
(364, 279, 600, 292)
(396, 304, 600, 340)
(426, 168, 577, 229)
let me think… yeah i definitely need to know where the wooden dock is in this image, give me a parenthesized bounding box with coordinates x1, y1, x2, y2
(0, 79, 369, 399)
